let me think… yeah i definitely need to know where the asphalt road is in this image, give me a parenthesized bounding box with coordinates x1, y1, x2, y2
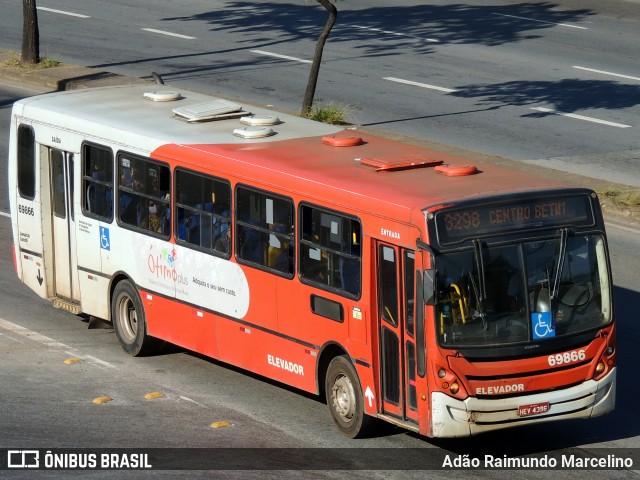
(1, 79, 640, 478)
(1, 2, 640, 476)
(0, 0, 638, 186)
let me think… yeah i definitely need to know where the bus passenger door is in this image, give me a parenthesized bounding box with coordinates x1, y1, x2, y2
(48, 147, 78, 301)
(377, 243, 419, 425)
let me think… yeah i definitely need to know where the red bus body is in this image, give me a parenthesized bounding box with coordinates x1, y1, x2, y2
(8, 85, 615, 437)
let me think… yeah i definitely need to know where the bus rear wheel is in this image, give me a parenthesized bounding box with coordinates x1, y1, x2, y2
(325, 355, 374, 438)
(111, 280, 158, 356)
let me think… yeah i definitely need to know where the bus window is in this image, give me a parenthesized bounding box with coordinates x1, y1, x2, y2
(117, 153, 170, 237)
(379, 245, 398, 326)
(299, 204, 361, 297)
(51, 150, 66, 218)
(525, 235, 610, 336)
(236, 186, 294, 276)
(83, 143, 113, 221)
(17, 125, 36, 199)
(404, 251, 415, 338)
(436, 234, 611, 347)
(175, 169, 231, 255)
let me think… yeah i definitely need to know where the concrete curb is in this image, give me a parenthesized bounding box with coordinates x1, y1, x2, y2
(0, 51, 148, 90)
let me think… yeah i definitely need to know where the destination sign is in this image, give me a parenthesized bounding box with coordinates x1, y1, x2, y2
(434, 194, 595, 245)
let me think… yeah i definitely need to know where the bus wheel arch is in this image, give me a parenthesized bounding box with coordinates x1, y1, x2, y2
(323, 352, 375, 438)
(316, 342, 347, 398)
(110, 276, 159, 356)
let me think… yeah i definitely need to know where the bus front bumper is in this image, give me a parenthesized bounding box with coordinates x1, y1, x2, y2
(430, 367, 616, 438)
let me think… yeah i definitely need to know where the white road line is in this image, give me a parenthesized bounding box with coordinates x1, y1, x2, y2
(0, 317, 119, 368)
(142, 28, 195, 40)
(0, 331, 25, 344)
(0, 211, 10, 218)
(83, 354, 118, 369)
(37, 7, 90, 18)
(493, 13, 587, 30)
(573, 66, 640, 82)
(351, 25, 440, 43)
(383, 77, 458, 93)
(0, 317, 72, 349)
(250, 50, 312, 64)
(606, 219, 640, 235)
(179, 395, 208, 408)
(531, 107, 632, 128)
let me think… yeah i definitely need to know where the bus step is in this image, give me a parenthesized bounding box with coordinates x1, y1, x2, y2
(376, 414, 420, 433)
(52, 298, 82, 315)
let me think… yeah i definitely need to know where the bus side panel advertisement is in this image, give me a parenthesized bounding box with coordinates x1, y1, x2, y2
(133, 237, 250, 319)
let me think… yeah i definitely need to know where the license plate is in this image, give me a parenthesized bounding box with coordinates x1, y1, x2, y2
(518, 402, 550, 417)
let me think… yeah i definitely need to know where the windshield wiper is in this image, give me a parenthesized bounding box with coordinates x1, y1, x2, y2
(472, 239, 487, 300)
(472, 239, 488, 329)
(551, 228, 569, 300)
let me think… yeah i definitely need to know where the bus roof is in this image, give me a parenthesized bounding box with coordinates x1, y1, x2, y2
(15, 84, 569, 221)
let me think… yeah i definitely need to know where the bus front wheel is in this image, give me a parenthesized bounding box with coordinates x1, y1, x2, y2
(325, 355, 374, 438)
(111, 280, 158, 356)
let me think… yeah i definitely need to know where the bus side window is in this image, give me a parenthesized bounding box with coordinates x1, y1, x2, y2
(17, 124, 36, 199)
(83, 143, 114, 221)
(299, 204, 361, 298)
(174, 169, 231, 256)
(117, 153, 170, 237)
(236, 186, 294, 276)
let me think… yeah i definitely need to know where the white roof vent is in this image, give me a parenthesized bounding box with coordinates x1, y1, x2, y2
(233, 126, 275, 139)
(240, 115, 281, 126)
(143, 90, 183, 102)
(173, 99, 246, 122)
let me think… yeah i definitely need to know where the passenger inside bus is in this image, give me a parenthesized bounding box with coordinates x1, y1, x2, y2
(140, 200, 163, 233)
(214, 220, 231, 254)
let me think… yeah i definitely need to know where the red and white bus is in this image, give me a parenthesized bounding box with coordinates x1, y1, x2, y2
(8, 84, 615, 438)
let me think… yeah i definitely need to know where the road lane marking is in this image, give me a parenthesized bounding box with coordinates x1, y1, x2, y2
(0, 317, 118, 368)
(606, 219, 640, 234)
(531, 107, 632, 128)
(0, 211, 10, 218)
(0, 317, 72, 348)
(83, 354, 118, 369)
(0, 331, 25, 344)
(351, 25, 440, 43)
(142, 28, 195, 40)
(37, 7, 90, 18)
(180, 395, 208, 408)
(383, 77, 458, 93)
(250, 50, 312, 64)
(493, 13, 587, 30)
(573, 66, 640, 82)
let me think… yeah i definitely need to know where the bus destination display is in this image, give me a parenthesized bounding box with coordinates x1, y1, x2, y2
(435, 194, 594, 244)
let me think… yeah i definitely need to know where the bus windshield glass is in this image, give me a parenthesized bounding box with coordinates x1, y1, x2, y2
(436, 234, 611, 348)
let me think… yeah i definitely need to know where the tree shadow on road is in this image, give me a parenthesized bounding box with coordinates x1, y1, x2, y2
(89, 2, 595, 82)
(451, 78, 640, 115)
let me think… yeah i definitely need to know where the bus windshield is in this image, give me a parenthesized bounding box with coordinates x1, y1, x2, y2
(436, 234, 611, 348)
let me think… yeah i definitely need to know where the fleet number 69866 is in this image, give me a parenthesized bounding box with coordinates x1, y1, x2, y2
(548, 349, 586, 367)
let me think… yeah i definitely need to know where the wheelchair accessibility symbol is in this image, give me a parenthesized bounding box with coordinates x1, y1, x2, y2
(532, 312, 555, 339)
(100, 227, 110, 251)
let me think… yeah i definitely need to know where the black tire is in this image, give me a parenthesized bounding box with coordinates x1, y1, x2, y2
(325, 355, 375, 438)
(111, 280, 158, 356)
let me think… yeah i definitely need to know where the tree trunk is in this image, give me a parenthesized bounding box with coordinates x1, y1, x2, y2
(22, 0, 40, 65)
(302, 0, 337, 115)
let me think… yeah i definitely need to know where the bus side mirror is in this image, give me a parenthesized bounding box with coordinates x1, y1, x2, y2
(423, 269, 436, 305)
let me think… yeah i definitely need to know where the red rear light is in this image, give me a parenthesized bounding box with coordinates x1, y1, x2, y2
(12, 243, 18, 274)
